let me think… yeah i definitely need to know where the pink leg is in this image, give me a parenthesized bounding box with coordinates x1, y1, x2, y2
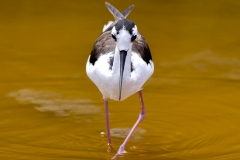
(104, 98, 113, 151)
(113, 90, 146, 158)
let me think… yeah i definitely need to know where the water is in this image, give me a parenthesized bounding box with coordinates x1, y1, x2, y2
(1, 0, 240, 159)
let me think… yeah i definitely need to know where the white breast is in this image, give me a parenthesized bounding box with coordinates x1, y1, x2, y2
(86, 52, 154, 101)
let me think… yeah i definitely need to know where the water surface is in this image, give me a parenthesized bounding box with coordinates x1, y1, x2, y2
(1, 0, 240, 159)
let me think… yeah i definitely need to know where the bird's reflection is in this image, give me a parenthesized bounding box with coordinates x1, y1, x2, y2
(7, 89, 100, 116)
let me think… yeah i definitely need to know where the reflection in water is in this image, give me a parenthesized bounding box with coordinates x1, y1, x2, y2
(1, 0, 240, 159)
(160, 50, 240, 79)
(110, 128, 146, 139)
(7, 89, 100, 116)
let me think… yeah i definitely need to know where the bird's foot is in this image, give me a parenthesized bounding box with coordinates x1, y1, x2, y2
(117, 145, 126, 155)
(107, 144, 114, 152)
(111, 145, 126, 160)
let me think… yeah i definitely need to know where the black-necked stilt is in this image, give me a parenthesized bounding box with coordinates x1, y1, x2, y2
(86, 2, 154, 158)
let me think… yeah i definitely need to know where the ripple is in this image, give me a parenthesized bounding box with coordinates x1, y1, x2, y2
(144, 109, 240, 159)
(110, 128, 146, 139)
(160, 50, 240, 80)
(7, 89, 101, 116)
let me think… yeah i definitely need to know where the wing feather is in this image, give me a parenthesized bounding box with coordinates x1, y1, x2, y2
(132, 34, 152, 64)
(89, 31, 116, 65)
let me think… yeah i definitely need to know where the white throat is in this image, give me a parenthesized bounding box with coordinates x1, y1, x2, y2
(112, 46, 132, 78)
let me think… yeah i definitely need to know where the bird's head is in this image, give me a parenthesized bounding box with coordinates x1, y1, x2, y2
(111, 19, 138, 100)
(111, 19, 138, 51)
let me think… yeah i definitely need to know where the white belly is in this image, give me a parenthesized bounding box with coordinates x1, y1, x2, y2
(86, 52, 154, 101)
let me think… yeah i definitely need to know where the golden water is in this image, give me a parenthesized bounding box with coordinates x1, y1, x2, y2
(1, 0, 240, 159)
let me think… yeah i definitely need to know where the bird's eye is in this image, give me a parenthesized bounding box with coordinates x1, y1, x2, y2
(112, 34, 116, 41)
(131, 35, 137, 42)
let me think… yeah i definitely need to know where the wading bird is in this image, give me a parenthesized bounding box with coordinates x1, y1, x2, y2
(86, 2, 154, 158)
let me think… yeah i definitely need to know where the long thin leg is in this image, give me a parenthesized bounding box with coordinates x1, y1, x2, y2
(113, 90, 146, 158)
(104, 98, 113, 151)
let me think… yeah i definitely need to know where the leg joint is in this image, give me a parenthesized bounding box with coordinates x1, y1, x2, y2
(139, 108, 146, 121)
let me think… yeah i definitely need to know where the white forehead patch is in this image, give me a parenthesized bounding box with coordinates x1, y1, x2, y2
(111, 26, 117, 35)
(115, 28, 132, 51)
(132, 25, 138, 36)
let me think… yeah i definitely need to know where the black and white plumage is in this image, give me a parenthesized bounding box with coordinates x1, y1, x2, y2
(87, 5, 153, 101)
(86, 2, 154, 158)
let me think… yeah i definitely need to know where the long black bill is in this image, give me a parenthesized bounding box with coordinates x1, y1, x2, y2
(119, 50, 127, 100)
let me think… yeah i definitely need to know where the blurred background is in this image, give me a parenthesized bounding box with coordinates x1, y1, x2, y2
(1, 0, 240, 159)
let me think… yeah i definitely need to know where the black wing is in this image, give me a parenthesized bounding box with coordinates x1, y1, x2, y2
(89, 31, 116, 65)
(132, 34, 152, 65)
